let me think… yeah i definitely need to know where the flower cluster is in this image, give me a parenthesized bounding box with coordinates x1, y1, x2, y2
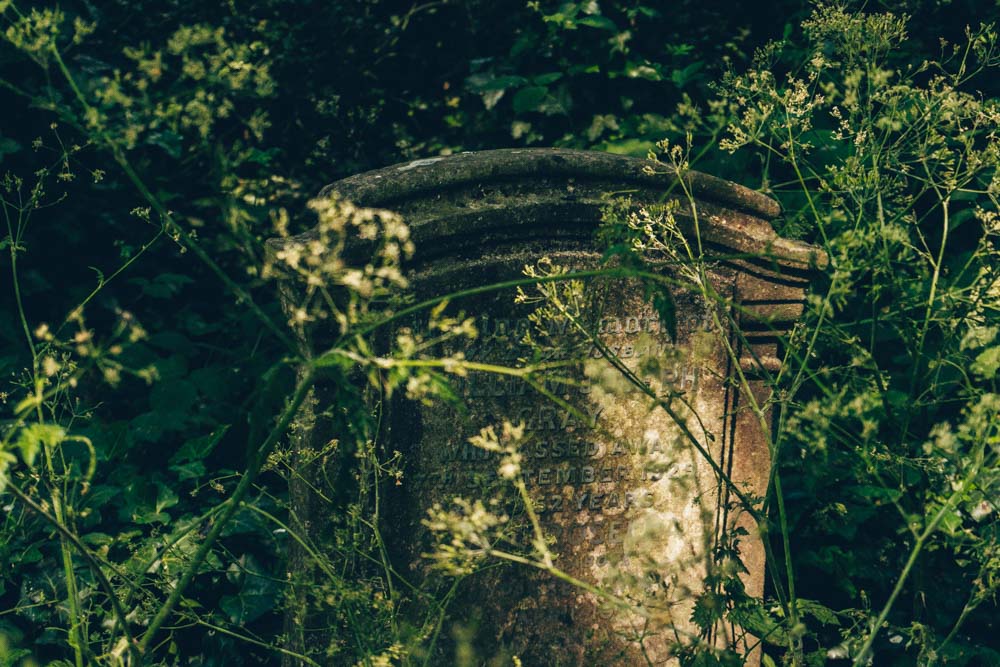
(266, 196, 414, 334)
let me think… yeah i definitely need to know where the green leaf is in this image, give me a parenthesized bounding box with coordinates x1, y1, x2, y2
(669, 61, 704, 87)
(220, 555, 281, 624)
(884, 389, 910, 410)
(0, 648, 32, 667)
(690, 590, 724, 630)
(971, 346, 1000, 378)
(532, 72, 563, 85)
(465, 74, 528, 92)
(934, 504, 964, 536)
(169, 460, 206, 481)
(128, 412, 165, 444)
(154, 481, 179, 514)
(0, 136, 20, 165)
(148, 331, 195, 355)
(623, 61, 663, 81)
(13, 423, 66, 467)
(729, 600, 787, 646)
(577, 15, 617, 31)
(81, 532, 115, 548)
(853, 485, 903, 504)
(512, 86, 548, 113)
(170, 425, 230, 465)
(129, 272, 194, 299)
(314, 350, 353, 369)
(0, 451, 16, 494)
(796, 598, 840, 626)
(150, 379, 198, 416)
(599, 139, 653, 156)
(650, 288, 677, 343)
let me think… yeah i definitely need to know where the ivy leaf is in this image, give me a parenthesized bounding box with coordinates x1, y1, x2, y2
(220, 555, 280, 624)
(512, 86, 548, 113)
(170, 425, 230, 465)
(169, 460, 206, 481)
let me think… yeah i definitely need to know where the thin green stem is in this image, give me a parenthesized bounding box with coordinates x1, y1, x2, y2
(194, 618, 322, 666)
(137, 366, 317, 654)
(6, 481, 142, 665)
(851, 459, 982, 665)
(46, 45, 298, 356)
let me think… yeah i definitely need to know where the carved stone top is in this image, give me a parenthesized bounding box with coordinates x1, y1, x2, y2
(309, 148, 826, 272)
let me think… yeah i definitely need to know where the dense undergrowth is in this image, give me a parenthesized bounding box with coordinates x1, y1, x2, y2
(0, 1, 997, 665)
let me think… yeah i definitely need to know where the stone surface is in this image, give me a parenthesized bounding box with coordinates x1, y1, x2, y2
(278, 148, 825, 665)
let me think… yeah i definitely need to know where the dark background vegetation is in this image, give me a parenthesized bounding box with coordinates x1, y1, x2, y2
(1, 1, 997, 664)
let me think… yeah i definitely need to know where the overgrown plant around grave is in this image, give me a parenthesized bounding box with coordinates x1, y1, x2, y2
(630, 7, 1000, 664)
(420, 5, 1000, 666)
(1, 2, 998, 667)
(716, 7, 1000, 664)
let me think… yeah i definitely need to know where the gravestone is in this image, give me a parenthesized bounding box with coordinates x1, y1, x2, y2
(276, 149, 825, 665)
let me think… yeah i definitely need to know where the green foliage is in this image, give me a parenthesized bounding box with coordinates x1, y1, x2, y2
(0, 0, 997, 665)
(680, 4, 998, 664)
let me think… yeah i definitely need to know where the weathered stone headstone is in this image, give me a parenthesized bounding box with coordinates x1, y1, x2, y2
(277, 149, 824, 665)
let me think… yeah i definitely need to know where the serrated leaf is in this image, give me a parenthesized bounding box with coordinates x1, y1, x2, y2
(935, 505, 964, 536)
(796, 598, 841, 626)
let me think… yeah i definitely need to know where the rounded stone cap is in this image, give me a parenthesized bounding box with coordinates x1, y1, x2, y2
(286, 148, 826, 272)
(321, 148, 781, 219)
